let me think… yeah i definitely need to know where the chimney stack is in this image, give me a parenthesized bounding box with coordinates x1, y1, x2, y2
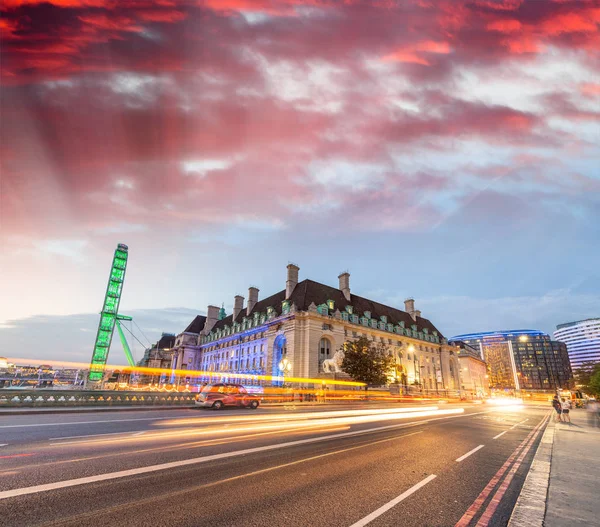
(414, 309, 421, 319)
(338, 271, 351, 302)
(233, 295, 244, 321)
(247, 287, 259, 316)
(203, 305, 220, 334)
(286, 263, 299, 299)
(404, 298, 417, 321)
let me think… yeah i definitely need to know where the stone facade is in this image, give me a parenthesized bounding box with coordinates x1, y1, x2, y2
(172, 265, 462, 392)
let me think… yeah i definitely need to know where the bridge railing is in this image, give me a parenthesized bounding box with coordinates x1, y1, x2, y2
(0, 389, 197, 408)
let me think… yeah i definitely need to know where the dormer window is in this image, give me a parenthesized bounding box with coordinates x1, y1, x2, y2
(327, 299, 335, 310)
(380, 315, 387, 323)
(317, 304, 329, 316)
(281, 300, 290, 314)
(364, 311, 371, 319)
(345, 305, 354, 315)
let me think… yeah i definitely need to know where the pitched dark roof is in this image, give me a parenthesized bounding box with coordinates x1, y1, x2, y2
(183, 315, 207, 334)
(210, 279, 444, 338)
(155, 333, 176, 349)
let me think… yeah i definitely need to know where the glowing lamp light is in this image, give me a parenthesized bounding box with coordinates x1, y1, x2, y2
(519, 335, 529, 342)
(278, 358, 292, 373)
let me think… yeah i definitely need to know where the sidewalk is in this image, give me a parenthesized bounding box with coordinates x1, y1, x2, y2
(544, 408, 600, 526)
(509, 408, 600, 526)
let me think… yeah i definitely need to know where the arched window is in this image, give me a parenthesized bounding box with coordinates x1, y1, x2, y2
(319, 338, 331, 369)
(320, 338, 331, 357)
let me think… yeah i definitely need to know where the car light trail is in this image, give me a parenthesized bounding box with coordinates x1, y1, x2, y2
(44, 408, 463, 448)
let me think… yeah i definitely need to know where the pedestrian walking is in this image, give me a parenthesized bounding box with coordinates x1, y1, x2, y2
(586, 399, 599, 427)
(561, 397, 571, 424)
(552, 395, 562, 422)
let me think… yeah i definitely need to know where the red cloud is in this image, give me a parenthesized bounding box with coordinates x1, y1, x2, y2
(580, 83, 600, 96)
(0, 0, 598, 242)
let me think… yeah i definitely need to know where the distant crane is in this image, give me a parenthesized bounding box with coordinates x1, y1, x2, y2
(88, 243, 139, 383)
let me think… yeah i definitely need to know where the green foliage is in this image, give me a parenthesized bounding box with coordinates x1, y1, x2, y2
(574, 361, 600, 396)
(588, 368, 600, 397)
(341, 336, 395, 390)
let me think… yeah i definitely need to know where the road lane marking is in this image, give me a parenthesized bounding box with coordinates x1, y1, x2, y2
(348, 475, 437, 527)
(456, 445, 485, 462)
(0, 416, 175, 429)
(0, 407, 439, 429)
(455, 412, 549, 527)
(49, 431, 143, 441)
(476, 416, 549, 526)
(24, 431, 427, 525)
(132, 431, 146, 436)
(0, 410, 485, 500)
(493, 431, 507, 440)
(509, 419, 528, 430)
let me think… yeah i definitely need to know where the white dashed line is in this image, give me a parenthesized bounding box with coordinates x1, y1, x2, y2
(456, 444, 485, 462)
(493, 431, 507, 440)
(348, 474, 437, 526)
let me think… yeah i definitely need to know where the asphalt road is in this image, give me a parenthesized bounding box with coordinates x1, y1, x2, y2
(0, 402, 550, 527)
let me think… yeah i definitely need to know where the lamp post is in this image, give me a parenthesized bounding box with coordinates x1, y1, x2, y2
(278, 357, 291, 386)
(278, 357, 292, 402)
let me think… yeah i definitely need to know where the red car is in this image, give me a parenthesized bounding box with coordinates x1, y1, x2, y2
(195, 383, 260, 410)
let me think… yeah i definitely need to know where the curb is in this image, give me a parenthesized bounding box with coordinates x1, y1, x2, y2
(0, 401, 347, 415)
(508, 415, 556, 526)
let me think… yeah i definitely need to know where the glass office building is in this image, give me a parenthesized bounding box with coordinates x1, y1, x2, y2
(554, 318, 600, 371)
(450, 329, 573, 391)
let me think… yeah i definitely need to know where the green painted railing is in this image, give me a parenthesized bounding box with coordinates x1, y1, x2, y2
(0, 389, 197, 408)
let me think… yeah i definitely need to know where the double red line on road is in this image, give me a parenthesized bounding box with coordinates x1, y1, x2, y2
(455, 411, 551, 527)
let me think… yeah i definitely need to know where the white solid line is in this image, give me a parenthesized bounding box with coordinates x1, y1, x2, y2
(49, 431, 141, 441)
(0, 410, 483, 500)
(348, 474, 437, 527)
(131, 431, 146, 436)
(456, 444, 485, 462)
(493, 431, 508, 440)
(0, 407, 438, 429)
(0, 444, 7, 447)
(0, 416, 174, 429)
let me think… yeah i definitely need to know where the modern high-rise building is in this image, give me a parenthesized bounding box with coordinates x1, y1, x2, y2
(450, 329, 573, 392)
(554, 318, 600, 371)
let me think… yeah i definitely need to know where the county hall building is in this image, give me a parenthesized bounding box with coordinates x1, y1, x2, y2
(171, 264, 464, 392)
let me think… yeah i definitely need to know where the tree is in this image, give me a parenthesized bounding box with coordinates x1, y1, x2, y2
(573, 361, 599, 386)
(341, 336, 395, 391)
(573, 361, 600, 395)
(588, 368, 600, 398)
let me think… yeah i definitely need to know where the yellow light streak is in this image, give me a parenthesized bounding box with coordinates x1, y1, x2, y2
(6, 356, 365, 387)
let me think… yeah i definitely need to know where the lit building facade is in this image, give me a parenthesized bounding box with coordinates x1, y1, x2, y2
(451, 330, 573, 392)
(554, 318, 600, 371)
(171, 265, 462, 392)
(450, 340, 490, 397)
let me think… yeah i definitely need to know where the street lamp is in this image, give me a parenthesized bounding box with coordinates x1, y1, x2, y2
(278, 357, 292, 383)
(278, 357, 292, 401)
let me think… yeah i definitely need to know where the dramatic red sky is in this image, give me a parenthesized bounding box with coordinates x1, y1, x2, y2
(1, 0, 599, 361)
